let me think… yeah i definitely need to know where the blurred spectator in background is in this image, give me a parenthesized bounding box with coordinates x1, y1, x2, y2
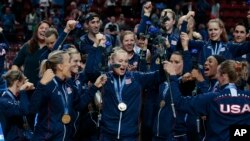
(65, 1, 81, 21)
(210, 0, 220, 19)
(104, 16, 120, 47)
(195, 0, 210, 26)
(25, 7, 40, 41)
(39, 0, 50, 19)
(174, 3, 183, 22)
(0, 6, 19, 39)
(117, 13, 126, 29)
(104, 0, 117, 17)
(121, 0, 133, 17)
(11, 0, 24, 24)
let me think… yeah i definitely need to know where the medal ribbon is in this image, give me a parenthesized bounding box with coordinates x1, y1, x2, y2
(162, 81, 169, 98)
(113, 75, 126, 103)
(53, 78, 69, 114)
(211, 42, 222, 55)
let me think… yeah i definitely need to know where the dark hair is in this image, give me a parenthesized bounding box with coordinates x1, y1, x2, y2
(234, 22, 248, 33)
(171, 51, 183, 59)
(28, 20, 51, 53)
(84, 12, 100, 23)
(2, 70, 26, 87)
(211, 55, 226, 65)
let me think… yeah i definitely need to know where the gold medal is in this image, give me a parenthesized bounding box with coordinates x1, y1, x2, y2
(61, 114, 71, 124)
(155, 57, 160, 64)
(160, 100, 165, 108)
(118, 102, 127, 111)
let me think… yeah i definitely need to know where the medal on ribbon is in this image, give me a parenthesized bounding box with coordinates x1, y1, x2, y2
(61, 114, 71, 124)
(113, 74, 127, 112)
(118, 102, 127, 111)
(160, 100, 165, 108)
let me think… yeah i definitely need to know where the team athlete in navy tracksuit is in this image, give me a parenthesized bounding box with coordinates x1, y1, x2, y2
(29, 50, 106, 141)
(137, 1, 179, 57)
(0, 70, 34, 141)
(152, 50, 193, 140)
(66, 48, 100, 141)
(166, 60, 250, 141)
(182, 18, 250, 67)
(86, 48, 171, 141)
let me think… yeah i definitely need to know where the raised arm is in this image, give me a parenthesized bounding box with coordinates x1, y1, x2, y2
(53, 20, 78, 50)
(164, 60, 214, 116)
(137, 1, 153, 35)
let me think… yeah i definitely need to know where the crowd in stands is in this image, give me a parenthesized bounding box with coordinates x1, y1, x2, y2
(0, 0, 250, 141)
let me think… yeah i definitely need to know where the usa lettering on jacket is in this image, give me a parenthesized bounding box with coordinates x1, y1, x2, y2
(220, 104, 250, 114)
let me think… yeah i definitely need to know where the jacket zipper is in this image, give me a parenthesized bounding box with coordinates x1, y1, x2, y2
(63, 125, 66, 141)
(156, 108, 162, 136)
(117, 111, 122, 139)
(73, 112, 80, 136)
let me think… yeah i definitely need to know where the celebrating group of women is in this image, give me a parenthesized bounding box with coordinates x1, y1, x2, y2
(1, 1, 250, 141)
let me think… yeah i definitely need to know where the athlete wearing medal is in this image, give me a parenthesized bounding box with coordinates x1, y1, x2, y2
(29, 50, 107, 141)
(84, 43, 179, 141)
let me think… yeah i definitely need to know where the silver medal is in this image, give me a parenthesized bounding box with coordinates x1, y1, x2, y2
(118, 102, 127, 111)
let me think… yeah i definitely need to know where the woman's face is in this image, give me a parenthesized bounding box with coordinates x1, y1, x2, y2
(122, 34, 135, 53)
(233, 25, 247, 43)
(70, 53, 81, 74)
(37, 23, 50, 41)
(162, 13, 175, 32)
(112, 52, 129, 76)
(61, 53, 72, 79)
(45, 34, 57, 49)
(204, 56, 219, 79)
(208, 22, 222, 41)
(170, 54, 183, 75)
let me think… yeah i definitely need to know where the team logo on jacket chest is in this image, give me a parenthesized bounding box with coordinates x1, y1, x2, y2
(220, 104, 250, 114)
(66, 87, 72, 94)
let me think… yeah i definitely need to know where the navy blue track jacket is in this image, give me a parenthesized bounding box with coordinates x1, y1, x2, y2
(99, 71, 164, 139)
(29, 76, 98, 141)
(0, 90, 29, 141)
(188, 40, 250, 66)
(173, 83, 250, 141)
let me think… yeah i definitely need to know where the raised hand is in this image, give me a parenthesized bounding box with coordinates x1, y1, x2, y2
(65, 20, 78, 33)
(40, 69, 55, 85)
(143, 1, 153, 16)
(94, 33, 106, 47)
(94, 74, 108, 88)
(20, 81, 35, 91)
(162, 61, 176, 75)
(180, 32, 190, 50)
